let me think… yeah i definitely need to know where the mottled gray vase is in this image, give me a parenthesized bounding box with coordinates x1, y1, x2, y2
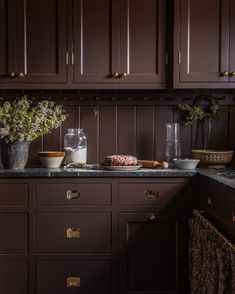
(0, 141, 30, 169)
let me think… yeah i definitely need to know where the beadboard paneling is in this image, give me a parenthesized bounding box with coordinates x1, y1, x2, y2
(7, 102, 232, 165)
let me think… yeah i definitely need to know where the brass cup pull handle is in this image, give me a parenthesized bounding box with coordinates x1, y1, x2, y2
(9, 72, 16, 78)
(229, 71, 235, 77)
(66, 190, 80, 200)
(145, 190, 159, 200)
(112, 72, 119, 78)
(208, 196, 213, 208)
(17, 72, 25, 78)
(221, 71, 229, 77)
(149, 214, 156, 221)
(66, 228, 80, 238)
(67, 277, 80, 287)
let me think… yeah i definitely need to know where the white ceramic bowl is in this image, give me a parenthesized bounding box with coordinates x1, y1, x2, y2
(173, 158, 200, 170)
(38, 151, 65, 168)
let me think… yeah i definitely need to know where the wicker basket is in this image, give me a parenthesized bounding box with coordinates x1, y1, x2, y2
(191, 150, 234, 165)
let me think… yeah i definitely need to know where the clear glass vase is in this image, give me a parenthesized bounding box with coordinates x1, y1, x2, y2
(203, 120, 212, 150)
(165, 123, 181, 163)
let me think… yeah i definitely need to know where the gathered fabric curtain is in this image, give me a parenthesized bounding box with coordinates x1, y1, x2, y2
(189, 215, 235, 294)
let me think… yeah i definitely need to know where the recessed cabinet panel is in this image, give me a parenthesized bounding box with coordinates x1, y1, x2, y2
(175, 0, 230, 86)
(35, 183, 111, 206)
(118, 183, 186, 208)
(0, 183, 28, 206)
(73, 0, 117, 83)
(229, 0, 235, 82)
(0, 0, 17, 83)
(36, 213, 111, 253)
(119, 0, 165, 84)
(0, 213, 28, 253)
(119, 212, 187, 294)
(180, 0, 228, 82)
(0, 261, 28, 294)
(36, 261, 111, 294)
(21, 0, 67, 83)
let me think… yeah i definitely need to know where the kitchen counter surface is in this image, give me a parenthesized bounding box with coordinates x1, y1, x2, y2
(0, 167, 234, 190)
(0, 167, 197, 178)
(197, 168, 235, 190)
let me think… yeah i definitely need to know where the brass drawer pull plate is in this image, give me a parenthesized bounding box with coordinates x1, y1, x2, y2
(67, 277, 80, 287)
(66, 228, 80, 238)
(145, 190, 159, 200)
(66, 190, 80, 200)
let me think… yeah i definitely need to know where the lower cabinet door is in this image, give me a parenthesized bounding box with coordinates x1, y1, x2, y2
(119, 212, 188, 294)
(36, 261, 112, 294)
(0, 213, 28, 253)
(0, 261, 28, 294)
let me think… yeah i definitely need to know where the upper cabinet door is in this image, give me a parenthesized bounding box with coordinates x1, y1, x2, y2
(19, 0, 67, 83)
(119, 0, 165, 87)
(73, 0, 165, 88)
(73, 0, 119, 84)
(0, 0, 67, 85)
(0, 0, 18, 83)
(229, 0, 235, 82)
(174, 0, 230, 88)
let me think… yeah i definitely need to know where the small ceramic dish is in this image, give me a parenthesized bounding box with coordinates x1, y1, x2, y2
(38, 151, 65, 168)
(173, 158, 200, 170)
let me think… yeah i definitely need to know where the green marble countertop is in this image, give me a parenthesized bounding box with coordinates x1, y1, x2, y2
(0, 166, 234, 190)
(0, 167, 197, 178)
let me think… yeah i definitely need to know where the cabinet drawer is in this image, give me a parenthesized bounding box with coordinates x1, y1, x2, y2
(0, 261, 28, 294)
(0, 184, 28, 206)
(35, 183, 111, 205)
(0, 213, 28, 253)
(36, 213, 111, 253)
(200, 189, 235, 235)
(118, 183, 186, 208)
(36, 261, 111, 294)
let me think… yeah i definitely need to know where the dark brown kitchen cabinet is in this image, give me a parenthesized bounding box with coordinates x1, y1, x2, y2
(174, 0, 235, 88)
(36, 261, 112, 294)
(119, 212, 188, 294)
(0, 261, 28, 294)
(199, 176, 235, 242)
(0, 177, 192, 294)
(72, 0, 166, 88)
(0, 0, 67, 85)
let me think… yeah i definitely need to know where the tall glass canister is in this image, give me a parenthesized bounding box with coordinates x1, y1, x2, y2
(165, 123, 181, 164)
(64, 128, 87, 165)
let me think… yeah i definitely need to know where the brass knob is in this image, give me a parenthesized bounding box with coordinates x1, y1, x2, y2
(221, 71, 229, 77)
(18, 72, 25, 78)
(9, 72, 16, 78)
(229, 71, 235, 77)
(208, 196, 213, 208)
(120, 72, 128, 78)
(149, 214, 156, 221)
(112, 72, 119, 78)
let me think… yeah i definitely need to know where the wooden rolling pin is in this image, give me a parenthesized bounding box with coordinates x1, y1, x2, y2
(138, 160, 169, 169)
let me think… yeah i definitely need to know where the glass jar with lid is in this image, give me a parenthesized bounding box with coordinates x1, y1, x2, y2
(64, 128, 87, 165)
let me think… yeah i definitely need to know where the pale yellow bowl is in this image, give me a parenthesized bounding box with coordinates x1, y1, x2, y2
(38, 151, 65, 168)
